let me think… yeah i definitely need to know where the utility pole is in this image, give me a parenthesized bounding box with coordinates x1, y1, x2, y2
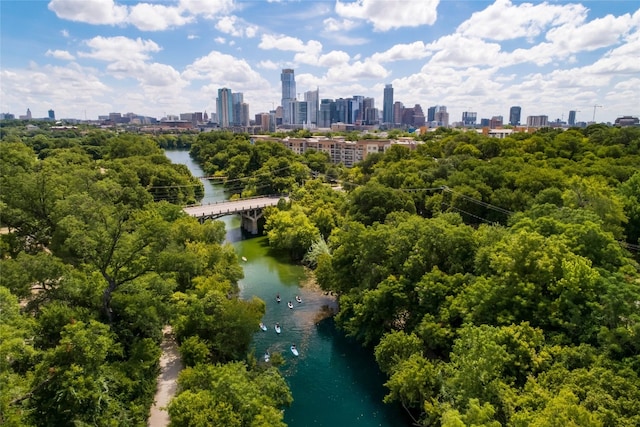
(592, 105, 602, 122)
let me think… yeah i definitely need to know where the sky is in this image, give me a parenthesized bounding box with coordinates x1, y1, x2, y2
(1, 0, 639, 124)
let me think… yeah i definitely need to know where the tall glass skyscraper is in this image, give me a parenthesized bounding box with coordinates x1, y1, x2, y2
(568, 110, 577, 126)
(281, 69, 296, 125)
(304, 88, 319, 126)
(383, 84, 393, 124)
(217, 88, 233, 128)
(509, 106, 521, 126)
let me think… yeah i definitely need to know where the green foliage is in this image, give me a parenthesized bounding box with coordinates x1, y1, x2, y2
(300, 125, 640, 425)
(264, 204, 320, 260)
(169, 362, 291, 427)
(0, 129, 291, 426)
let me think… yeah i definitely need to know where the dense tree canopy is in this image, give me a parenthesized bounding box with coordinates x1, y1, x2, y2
(0, 125, 290, 426)
(184, 124, 640, 426)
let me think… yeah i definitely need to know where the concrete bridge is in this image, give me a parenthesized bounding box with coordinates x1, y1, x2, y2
(183, 195, 288, 234)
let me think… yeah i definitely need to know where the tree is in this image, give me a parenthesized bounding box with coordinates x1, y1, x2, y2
(264, 205, 320, 260)
(347, 181, 416, 225)
(169, 362, 291, 427)
(28, 320, 124, 426)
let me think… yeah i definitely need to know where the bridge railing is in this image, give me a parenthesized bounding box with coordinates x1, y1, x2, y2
(185, 194, 288, 208)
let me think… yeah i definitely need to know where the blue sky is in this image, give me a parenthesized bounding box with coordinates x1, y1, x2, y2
(1, 0, 638, 124)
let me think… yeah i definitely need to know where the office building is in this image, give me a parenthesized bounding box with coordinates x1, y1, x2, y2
(217, 88, 233, 128)
(509, 106, 521, 126)
(232, 92, 244, 126)
(304, 89, 319, 126)
(362, 97, 377, 125)
(568, 110, 577, 126)
(393, 102, 404, 126)
(383, 84, 394, 124)
(434, 106, 449, 127)
(490, 115, 503, 129)
(462, 111, 477, 127)
(526, 115, 548, 127)
(318, 99, 335, 128)
(427, 106, 439, 124)
(48, 109, 55, 120)
(281, 69, 296, 125)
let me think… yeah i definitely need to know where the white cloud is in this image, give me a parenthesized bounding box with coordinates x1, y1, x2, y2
(139, 63, 184, 87)
(128, 3, 192, 31)
(335, 0, 439, 31)
(323, 17, 357, 32)
(294, 47, 350, 67)
(79, 36, 161, 63)
(214, 37, 226, 44)
(61, 29, 70, 38)
(318, 50, 351, 67)
(325, 59, 389, 82)
(48, 0, 128, 25)
(182, 51, 270, 89)
(45, 49, 75, 61)
(457, 0, 587, 41)
(545, 13, 636, 53)
(187, 34, 199, 40)
(371, 41, 431, 63)
(178, 0, 235, 18)
(245, 25, 258, 38)
(48, 0, 236, 31)
(215, 15, 258, 38)
(426, 34, 505, 68)
(259, 34, 319, 52)
(292, 40, 324, 65)
(581, 31, 640, 75)
(216, 15, 243, 36)
(257, 60, 279, 70)
(0, 63, 110, 118)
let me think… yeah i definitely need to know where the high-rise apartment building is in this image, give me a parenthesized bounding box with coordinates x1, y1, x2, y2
(281, 69, 296, 125)
(568, 110, 577, 126)
(217, 88, 233, 128)
(48, 109, 55, 120)
(383, 84, 393, 124)
(362, 97, 377, 125)
(526, 115, 548, 127)
(509, 106, 521, 126)
(393, 101, 404, 126)
(304, 89, 319, 126)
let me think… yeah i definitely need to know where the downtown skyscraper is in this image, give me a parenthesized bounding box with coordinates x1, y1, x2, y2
(281, 69, 296, 126)
(509, 106, 521, 126)
(383, 84, 394, 125)
(217, 88, 233, 128)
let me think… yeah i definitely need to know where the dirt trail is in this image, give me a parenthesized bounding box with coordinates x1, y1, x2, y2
(148, 326, 183, 427)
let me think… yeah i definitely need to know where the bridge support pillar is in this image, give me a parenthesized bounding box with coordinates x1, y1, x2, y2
(241, 208, 263, 235)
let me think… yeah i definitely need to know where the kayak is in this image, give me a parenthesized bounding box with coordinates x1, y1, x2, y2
(264, 351, 270, 363)
(290, 345, 299, 356)
(241, 256, 247, 262)
(295, 295, 302, 303)
(288, 301, 294, 309)
(259, 322, 267, 331)
(275, 324, 281, 334)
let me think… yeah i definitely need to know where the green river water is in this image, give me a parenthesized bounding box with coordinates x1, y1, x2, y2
(165, 150, 410, 427)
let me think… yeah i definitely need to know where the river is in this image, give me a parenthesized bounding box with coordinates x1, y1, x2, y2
(165, 149, 410, 427)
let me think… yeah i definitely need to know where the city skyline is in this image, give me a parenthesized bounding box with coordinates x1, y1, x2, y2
(1, 1, 638, 124)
